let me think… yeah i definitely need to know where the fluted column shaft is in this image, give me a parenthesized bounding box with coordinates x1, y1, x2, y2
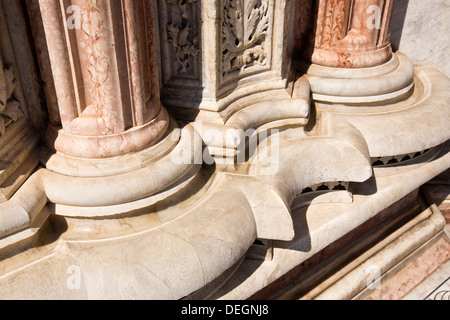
(33, 0, 168, 158)
(310, 0, 394, 68)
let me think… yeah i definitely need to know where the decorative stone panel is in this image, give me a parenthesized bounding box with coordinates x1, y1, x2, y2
(157, 0, 298, 123)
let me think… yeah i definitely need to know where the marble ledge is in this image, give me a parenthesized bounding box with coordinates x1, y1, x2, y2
(210, 142, 450, 300)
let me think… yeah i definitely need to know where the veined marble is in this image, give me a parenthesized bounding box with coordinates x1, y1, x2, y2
(0, 0, 448, 300)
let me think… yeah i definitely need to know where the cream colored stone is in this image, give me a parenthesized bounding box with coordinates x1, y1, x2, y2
(391, 0, 450, 78)
(0, 0, 448, 301)
(318, 66, 450, 157)
(0, 182, 258, 299)
(314, 206, 446, 300)
(158, 0, 297, 119)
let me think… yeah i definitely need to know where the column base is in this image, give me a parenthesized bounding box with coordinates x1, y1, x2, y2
(313, 64, 450, 158)
(311, 44, 393, 69)
(44, 108, 170, 159)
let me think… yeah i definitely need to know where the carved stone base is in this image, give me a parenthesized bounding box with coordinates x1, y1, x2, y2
(310, 61, 450, 159)
(304, 52, 415, 104)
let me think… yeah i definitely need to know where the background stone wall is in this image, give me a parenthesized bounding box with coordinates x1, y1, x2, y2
(391, 0, 450, 77)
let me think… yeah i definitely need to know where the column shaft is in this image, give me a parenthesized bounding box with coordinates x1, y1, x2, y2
(38, 0, 78, 127)
(34, 0, 168, 158)
(310, 0, 394, 68)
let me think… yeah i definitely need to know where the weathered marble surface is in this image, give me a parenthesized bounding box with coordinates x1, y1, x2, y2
(365, 236, 450, 300)
(210, 144, 450, 300)
(35, 0, 166, 158)
(0, 0, 449, 301)
(391, 0, 450, 77)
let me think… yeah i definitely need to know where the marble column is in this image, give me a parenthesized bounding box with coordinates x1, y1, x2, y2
(156, 0, 299, 123)
(309, 0, 394, 68)
(32, 0, 169, 158)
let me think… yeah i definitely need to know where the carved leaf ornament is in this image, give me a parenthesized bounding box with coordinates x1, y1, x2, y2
(222, 0, 270, 76)
(0, 58, 23, 137)
(166, 0, 200, 74)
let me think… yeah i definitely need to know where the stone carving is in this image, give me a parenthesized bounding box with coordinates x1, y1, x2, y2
(166, 0, 200, 75)
(0, 61, 23, 136)
(221, 0, 271, 80)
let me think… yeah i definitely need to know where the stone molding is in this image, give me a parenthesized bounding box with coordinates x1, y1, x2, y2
(0, 1, 42, 203)
(158, 0, 297, 122)
(309, 0, 394, 68)
(0, 0, 448, 301)
(305, 52, 415, 103)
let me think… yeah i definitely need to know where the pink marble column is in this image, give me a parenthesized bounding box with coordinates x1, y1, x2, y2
(309, 0, 394, 68)
(33, 0, 168, 158)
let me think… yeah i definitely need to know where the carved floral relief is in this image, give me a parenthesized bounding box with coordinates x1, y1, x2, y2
(166, 0, 200, 75)
(0, 58, 23, 136)
(221, 0, 272, 81)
